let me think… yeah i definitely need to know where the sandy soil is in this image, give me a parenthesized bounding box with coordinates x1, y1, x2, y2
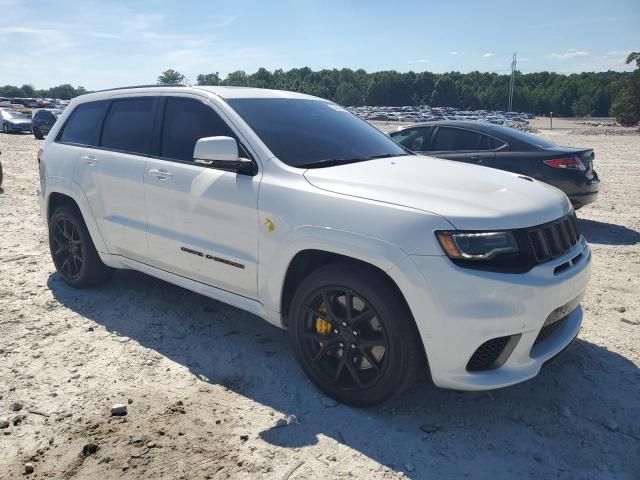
(0, 121, 639, 480)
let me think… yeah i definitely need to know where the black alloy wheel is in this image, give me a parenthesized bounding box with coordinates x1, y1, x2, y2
(51, 217, 84, 280)
(300, 287, 389, 391)
(48, 205, 113, 287)
(288, 263, 424, 406)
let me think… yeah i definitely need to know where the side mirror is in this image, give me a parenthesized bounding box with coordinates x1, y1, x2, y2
(193, 136, 256, 175)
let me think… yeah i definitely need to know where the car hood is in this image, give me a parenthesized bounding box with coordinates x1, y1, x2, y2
(8, 118, 31, 124)
(303, 155, 571, 230)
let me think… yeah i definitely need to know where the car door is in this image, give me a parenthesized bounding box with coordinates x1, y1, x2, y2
(144, 95, 260, 299)
(422, 126, 496, 166)
(71, 97, 157, 261)
(484, 138, 534, 175)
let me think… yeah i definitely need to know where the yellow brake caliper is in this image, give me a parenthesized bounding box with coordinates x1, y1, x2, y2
(314, 304, 332, 346)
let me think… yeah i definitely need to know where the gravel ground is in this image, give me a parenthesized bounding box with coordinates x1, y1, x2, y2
(0, 122, 639, 480)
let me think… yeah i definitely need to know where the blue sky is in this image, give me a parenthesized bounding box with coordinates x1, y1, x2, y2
(1, 0, 638, 90)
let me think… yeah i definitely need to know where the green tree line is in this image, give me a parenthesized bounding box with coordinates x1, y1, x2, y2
(0, 84, 87, 100)
(191, 68, 633, 118)
(3, 59, 638, 124)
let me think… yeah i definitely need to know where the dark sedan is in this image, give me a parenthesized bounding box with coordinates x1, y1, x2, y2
(31, 109, 61, 139)
(390, 121, 600, 209)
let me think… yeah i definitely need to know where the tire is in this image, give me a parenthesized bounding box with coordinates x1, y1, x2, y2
(2, 124, 8, 134)
(48, 205, 113, 288)
(0, 161, 3, 187)
(288, 263, 423, 407)
(33, 127, 44, 140)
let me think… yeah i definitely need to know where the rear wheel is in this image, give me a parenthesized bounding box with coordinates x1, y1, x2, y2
(288, 263, 423, 406)
(49, 205, 113, 287)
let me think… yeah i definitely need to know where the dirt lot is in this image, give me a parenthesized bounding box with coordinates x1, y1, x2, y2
(0, 121, 639, 480)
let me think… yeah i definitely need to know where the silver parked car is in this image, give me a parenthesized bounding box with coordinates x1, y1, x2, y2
(0, 109, 32, 134)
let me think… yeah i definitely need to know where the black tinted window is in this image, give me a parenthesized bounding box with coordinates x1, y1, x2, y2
(227, 98, 406, 167)
(101, 98, 157, 155)
(391, 126, 434, 151)
(493, 138, 507, 149)
(161, 97, 234, 162)
(478, 134, 492, 150)
(59, 101, 106, 146)
(492, 125, 555, 148)
(41, 111, 55, 122)
(431, 127, 483, 151)
(390, 128, 417, 145)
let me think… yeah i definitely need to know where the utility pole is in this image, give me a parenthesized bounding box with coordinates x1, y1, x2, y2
(508, 52, 517, 112)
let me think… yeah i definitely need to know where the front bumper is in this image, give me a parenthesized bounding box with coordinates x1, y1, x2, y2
(389, 238, 591, 391)
(5, 123, 32, 132)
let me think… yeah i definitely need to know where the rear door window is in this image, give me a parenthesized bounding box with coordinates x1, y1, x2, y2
(160, 97, 235, 162)
(430, 127, 483, 151)
(492, 137, 507, 149)
(477, 134, 493, 150)
(101, 98, 157, 155)
(59, 101, 107, 146)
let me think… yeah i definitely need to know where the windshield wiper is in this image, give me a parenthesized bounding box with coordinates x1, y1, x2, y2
(297, 158, 369, 169)
(355, 152, 410, 161)
(297, 153, 409, 169)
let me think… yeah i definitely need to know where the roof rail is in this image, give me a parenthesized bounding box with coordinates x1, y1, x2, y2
(94, 84, 189, 93)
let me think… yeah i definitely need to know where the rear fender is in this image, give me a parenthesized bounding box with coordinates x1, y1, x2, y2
(45, 179, 108, 254)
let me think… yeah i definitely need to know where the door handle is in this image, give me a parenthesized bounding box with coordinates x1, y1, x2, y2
(148, 168, 173, 180)
(81, 155, 97, 165)
(470, 156, 483, 163)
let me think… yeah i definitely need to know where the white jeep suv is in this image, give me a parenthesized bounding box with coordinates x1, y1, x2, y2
(37, 85, 591, 406)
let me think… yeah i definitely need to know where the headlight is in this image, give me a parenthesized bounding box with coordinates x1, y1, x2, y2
(436, 230, 518, 260)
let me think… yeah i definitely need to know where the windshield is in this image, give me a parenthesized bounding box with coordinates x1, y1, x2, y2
(227, 98, 407, 167)
(4, 111, 29, 120)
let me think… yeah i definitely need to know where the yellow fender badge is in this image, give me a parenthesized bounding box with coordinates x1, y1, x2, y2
(264, 218, 275, 232)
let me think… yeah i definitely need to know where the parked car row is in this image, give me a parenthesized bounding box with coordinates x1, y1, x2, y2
(1, 97, 69, 109)
(348, 105, 535, 131)
(0, 107, 62, 138)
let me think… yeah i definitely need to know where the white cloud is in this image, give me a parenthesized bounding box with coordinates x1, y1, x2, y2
(450, 51, 458, 55)
(209, 15, 237, 28)
(482, 52, 494, 58)
(408, 59, 429, 64)
(549, 49, 590, 59)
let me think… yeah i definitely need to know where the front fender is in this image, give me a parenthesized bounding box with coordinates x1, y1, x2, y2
(258, 225, 410, 315)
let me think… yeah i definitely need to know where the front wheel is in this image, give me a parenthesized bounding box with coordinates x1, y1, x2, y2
(2, 124, 8, 134)
(33, 127, 44, 140)
(288, 263, 424, 407)
(49, 205, 113, 287)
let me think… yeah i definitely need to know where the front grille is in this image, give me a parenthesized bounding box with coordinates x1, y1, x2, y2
(534, 315, 569, 346)
(527, 212, 581, 263)
(466, 335, 520, 372)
